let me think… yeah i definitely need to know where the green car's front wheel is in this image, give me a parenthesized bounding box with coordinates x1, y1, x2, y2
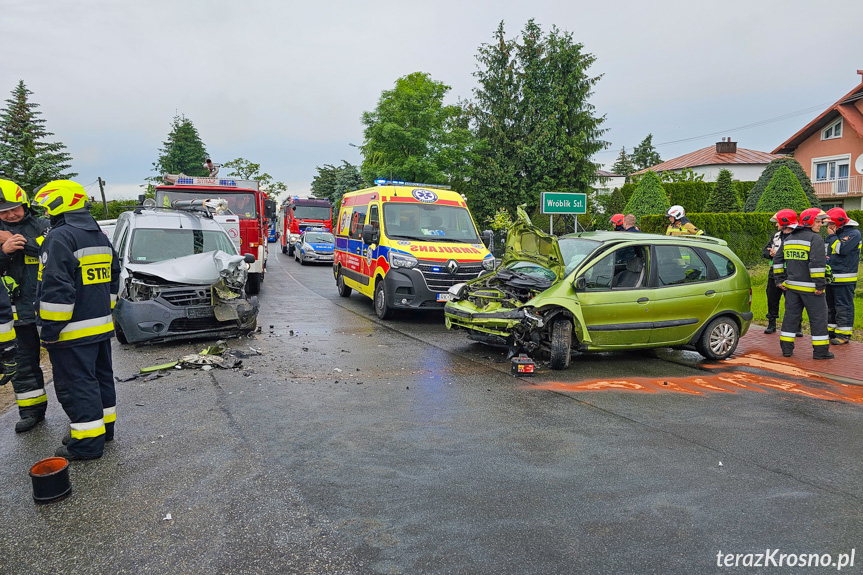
(697, 316, 739, 360)
(549, 318, 573, 370)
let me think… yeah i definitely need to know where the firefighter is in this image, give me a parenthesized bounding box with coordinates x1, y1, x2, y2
(825, 207, 861, 345)
(610, 213, 625, 231)
(33, 180, 120, 460)
(665, 205, 703, 236)
(773, 207, 833, 359)
(762, 210, 797, 335)
(0, 179, 51, 432)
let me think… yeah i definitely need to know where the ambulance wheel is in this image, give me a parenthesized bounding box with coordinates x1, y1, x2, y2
(246, 273, 261, 296)
(696, 316, 739, 360)
(549, 318, 573, 370)
(374, 280, 394, 320)
(336, 270, 352, 298)
(281, 244, 287, 254)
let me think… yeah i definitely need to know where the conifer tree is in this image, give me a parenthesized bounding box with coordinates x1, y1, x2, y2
(611, 147, 635, 177)
(754, 166, 811, 213)
(622, 170, 669, 219)
(148, 114, 209, 183)
(745, 157, 820, 211)
(0, 80, 76, 191)
(704, 169, 742, 212)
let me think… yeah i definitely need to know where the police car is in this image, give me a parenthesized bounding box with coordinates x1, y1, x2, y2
(294, 228, 335, 265)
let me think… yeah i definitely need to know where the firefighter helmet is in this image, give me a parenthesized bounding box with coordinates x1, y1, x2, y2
(0, 179, 30, 212)
(32, 180, 89, 216)
(610, 213, 624, 226)
(770, 209, 798, 227)
(826, 207, 850, 228)
(666, 205, 685, 220)
(799, 207, 824, 228)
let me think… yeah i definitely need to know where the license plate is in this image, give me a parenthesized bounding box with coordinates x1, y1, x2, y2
(319, 254, 333, 260)
(437, 293, 453, 302)
(187, 307, 215, 318)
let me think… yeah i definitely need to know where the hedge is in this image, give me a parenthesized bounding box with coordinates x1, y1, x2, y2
(619, 181, 751, 215)
(88, 199, 139, 220)
(638, 210, 863, 267)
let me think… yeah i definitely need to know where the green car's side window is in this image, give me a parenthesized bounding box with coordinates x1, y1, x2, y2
(703, 250, 736, 278)
(582, 246, 647, 290)
(656, 245, 708, 286)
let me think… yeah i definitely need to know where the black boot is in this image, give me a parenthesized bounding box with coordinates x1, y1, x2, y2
(764, 319, 777, 334)
(814, 348, 835, 360)
(54, 445, 101, 461)
(15, 414, 45, 433)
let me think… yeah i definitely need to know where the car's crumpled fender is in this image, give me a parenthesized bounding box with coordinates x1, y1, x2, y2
(125, 250, 246, 285)
(534, 296, 592, 344)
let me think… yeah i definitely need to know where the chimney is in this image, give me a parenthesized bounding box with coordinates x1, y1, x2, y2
(716, 138, 737, 154)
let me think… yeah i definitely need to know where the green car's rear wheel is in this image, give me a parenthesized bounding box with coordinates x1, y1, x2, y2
(696, 316, 739, 360)
(549, 318, 573, 370)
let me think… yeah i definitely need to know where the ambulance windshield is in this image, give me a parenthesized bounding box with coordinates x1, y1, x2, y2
(382, 204, 480, 243)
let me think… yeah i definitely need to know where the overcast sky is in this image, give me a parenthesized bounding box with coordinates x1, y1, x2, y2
(3, 0, 862, 201)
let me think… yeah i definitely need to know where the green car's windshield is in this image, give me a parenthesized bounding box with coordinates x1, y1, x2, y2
(559, 237, 601, 275)
(129, 228, 237, 263)
(507, 261, 557, 281)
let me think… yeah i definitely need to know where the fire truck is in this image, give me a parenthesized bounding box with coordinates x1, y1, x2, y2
(278, 197, 333, 256)
(155, 175, 277, 294)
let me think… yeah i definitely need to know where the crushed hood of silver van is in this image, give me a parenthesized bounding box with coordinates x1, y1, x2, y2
(125, 250, 248, 288)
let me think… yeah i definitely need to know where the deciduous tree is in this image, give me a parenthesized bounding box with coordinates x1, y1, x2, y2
(0, 80, 76, 191)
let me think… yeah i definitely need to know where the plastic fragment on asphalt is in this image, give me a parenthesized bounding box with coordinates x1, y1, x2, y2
(140, 361, 179, 373)
(163, 513, 172, 521)
(719, 462, 723, 466)
(201, 365, 213, 371)
(334, 368, 342, 372)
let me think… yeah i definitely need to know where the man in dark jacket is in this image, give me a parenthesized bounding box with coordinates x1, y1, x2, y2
(773, 208, 833, 360)
(34, 180, 120, 460)
(0, 179, 51, 432)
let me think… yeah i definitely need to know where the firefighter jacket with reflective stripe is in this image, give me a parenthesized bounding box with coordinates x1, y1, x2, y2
(773, 226, 827, 292)
(826, 225, 861, 281)
(0, 212, 50, 325)
(36, 211, 120, 348)
(665, 217, 703, 236)
(0, 281, 15, 345)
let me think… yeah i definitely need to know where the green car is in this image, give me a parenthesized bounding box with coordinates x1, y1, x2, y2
(444, 209, 753, 369)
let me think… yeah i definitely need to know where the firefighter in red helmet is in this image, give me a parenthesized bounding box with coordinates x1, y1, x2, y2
(825, 207, 861, 344)
(773, 208, 832, 359)
(762, 210, 799, 335)
(610, 214, 625, 231)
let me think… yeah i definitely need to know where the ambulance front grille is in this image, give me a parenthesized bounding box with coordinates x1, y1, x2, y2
(417, 262, 484, 291)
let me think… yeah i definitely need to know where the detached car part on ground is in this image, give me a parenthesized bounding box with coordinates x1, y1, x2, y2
(444, 208, 753, 369)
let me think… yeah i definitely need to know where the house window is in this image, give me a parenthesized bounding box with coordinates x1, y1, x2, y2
(813, 155, 851, 195)
(822, 118, 843, 140)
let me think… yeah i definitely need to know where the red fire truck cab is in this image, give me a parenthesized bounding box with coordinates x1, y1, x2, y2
(279, 197, 333, 256)
(155, 174, 277, 294)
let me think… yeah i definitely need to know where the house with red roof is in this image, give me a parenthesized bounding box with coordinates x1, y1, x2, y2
(632, 139, 782, 182)
(773, 71, 863, 210)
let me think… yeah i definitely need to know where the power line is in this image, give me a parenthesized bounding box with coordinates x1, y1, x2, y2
(597, 100, 834, 155)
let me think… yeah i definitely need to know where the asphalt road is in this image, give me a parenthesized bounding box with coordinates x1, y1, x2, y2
(1, 249, 862, 574)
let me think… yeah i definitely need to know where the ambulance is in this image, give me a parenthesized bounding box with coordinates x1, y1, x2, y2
(333, 180, 494, 319)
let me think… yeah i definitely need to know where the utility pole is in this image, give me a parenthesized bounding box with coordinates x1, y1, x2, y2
(97, 177, 108, 218)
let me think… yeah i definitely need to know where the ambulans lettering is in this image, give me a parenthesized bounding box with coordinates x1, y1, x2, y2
(410, 245, 482, 255)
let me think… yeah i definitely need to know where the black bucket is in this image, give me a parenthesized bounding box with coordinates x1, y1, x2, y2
(30, 457, 72, 503)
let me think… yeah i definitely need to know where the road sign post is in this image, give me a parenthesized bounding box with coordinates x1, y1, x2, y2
(540, 192, 587, 234)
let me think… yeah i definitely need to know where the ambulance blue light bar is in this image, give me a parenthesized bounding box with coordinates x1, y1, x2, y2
(372, 179, 451, 190)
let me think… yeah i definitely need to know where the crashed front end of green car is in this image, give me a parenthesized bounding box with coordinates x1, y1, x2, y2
(444, 206, 570, 351)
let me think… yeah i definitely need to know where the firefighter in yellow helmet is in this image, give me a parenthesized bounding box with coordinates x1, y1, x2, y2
(0, 179, 51, 432)
(33, 180, 120, 460)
